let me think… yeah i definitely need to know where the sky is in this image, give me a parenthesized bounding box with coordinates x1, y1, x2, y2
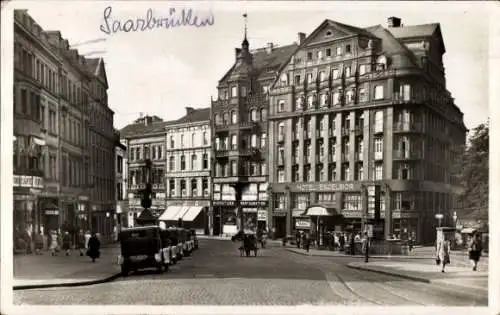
(13, 1, 493, 130)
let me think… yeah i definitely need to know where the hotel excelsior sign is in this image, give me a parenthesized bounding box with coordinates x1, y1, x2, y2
(295, 183, 358, 192)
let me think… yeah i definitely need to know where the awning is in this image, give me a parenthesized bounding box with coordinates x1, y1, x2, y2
(174, 206, 191, 220)
(182, 206, 205, 222)
(460, 228, 476, 234)
(303, 206, 336, 216)
(158, 206, 181, 221)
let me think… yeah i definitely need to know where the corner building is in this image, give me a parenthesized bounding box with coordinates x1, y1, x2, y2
(267, 18, 466, 244)
(211, 34, 298, 235)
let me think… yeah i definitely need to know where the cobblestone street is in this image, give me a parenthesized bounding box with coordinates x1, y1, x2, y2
(14, 239, 487, 306)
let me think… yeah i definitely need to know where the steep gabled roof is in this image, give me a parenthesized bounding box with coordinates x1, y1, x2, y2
(86, 57, 109, 88)
(218, 43, 298, 84)
(386, 23, 445, 54)
(364, 24, 419, 67)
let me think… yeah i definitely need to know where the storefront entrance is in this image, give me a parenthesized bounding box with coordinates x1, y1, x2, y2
(273, 216, 286, 238)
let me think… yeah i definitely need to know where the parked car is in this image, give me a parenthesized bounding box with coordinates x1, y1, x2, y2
(118, 226, 168, 276)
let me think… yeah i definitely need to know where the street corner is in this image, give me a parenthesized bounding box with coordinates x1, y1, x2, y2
(346, 261, 431, 283)
(13, 272, 122, 291)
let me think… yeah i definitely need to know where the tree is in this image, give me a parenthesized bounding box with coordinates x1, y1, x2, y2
(455, 122, 489, 220)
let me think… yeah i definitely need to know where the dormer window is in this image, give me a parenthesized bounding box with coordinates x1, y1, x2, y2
(346, 44, 351, 53)
(280, 73, 288, 85)
(376, 55, 387, 71)
(307, 52, 313, 61)
(278, 100, 285, 113)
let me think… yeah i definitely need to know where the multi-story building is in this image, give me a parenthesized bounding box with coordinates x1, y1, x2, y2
(162, 107, 212, 234)
(210, 28, 297, 235)
(13, 10, 116, 245)
(267, 17, 466, 244)
(120, 115, 167, 226)
(114, 130, 127, 231)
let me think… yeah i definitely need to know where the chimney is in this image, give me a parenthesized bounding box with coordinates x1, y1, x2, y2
(235, 48, 242, 60)
(298, 32, 306, 44)
(186, 107, 195, 115)
(266, 42, 273, 54)
(387, 17, 402, 28)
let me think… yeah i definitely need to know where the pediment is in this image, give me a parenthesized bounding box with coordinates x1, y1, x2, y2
(306, 23, 350, 46)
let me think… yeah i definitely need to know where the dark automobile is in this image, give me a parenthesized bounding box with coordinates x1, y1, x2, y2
(118, 226, 168, 276)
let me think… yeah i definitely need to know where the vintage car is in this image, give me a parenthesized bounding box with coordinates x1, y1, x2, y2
(118, 226, 169, 276)
(167, 227, 184, 261)
(158, 226, 174, 265)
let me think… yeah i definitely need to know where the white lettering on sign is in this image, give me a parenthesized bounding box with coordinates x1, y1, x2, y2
(45, 210, 59, 216)
(295, 183, 356, 192)
(257, 210, 267, 221)
(13, 175, 43, 188)
(295, 220, 311, 228)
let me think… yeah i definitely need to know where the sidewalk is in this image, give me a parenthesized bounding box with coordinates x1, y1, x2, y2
(13, 246, 122, 290)
(347, 261, 488, 293)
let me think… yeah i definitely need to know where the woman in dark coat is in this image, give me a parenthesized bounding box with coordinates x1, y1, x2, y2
(87, 233, 101, 263)
(62, 231, 71, 256)
(468, 231, 483, 271)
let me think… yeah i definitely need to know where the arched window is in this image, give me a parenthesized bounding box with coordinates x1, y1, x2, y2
(231, 110, 237, 124)
(191, 133, 196, 146)
(191, 154, 197, 170)
(180, 155, 186, 170)
(191, 179, 198, 196)
(250, 109, 257, 122)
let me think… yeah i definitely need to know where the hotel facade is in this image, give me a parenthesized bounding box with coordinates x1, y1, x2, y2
(13, 10, 116, 246)
(266, 17, 466, 244)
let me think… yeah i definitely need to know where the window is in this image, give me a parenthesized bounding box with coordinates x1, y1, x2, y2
(374, 163, 383, 180)
(158, 146, 163, 159)
(203, 132, 208, 145)
(319, 71, 326, 82)
(346, 44, 351, 53)
(251, 134, 258, 148)
(280, 73, 288, 85)
(231, 111, 237, 124)
(261, 162, 267, 175)
(294, 194, 310, 210)
(152, 146, 157, 160)
(307, 73, 313, 83)
(169, 156, 175, 170)
(307, 95, 314, 109)
(374, 137, 383, 159)
(278, 169, 285, 182)
(326, 48, 331, 57)
(260, 133, 267, 148)
(320, 93, 328, 107)
(180, 180, 186, 196)
(343, 193, 362, 210)
(358, 88, 367, 102)
(277, 101, 285, 113)
(191, 133, 196, 147)
(250, 109, 257, 121)
(294, 75, 301, 85)
(215, 138, 220, 150)
(260, 108, 267, 121)
(202, 153, 208, 169)
(342, 164, 350, 181)
(170, 136, 175, 148)
(180, 155, 186, 170)
(332, 91, 340, 105)
(278, 146, 285, 164)
(356, 164, 364, 180)
(180, 135, 184, 147)
(241, 86, 247, 97)
(307, 52, 313, 60)
(346, 90, 354, 103)
(214, 114, 221, 125)
(275, 194, 286, 209)
(21, 89, 27, 113)
(344, 66, 351, 77)
(317, 50, 323, 59)
(231, 135, 237, 149)
(374, 85, 384, 100)
(374, 110, 384, 132)
(191, 154, 197, 170)
(318, 193, 336, 203)
(231, 86, 238, 97)
(278, 122, 285, 141)
(401, 84, 411, 101)
(336, 46, 342, 56)
(332, 69, 339, 79)
(231, 160, 237, 176)
(295, 96, 303, 110)
(359, 64, 366, 75)
(202, 179, 209, 196)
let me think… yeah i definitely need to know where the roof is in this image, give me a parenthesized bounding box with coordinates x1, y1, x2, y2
(364, 25, 419, 67)
(386, 23, 439, 39)
(325, 19, 378, 39)
(170, 107, 211, 125)
(219, 43, 298, 84)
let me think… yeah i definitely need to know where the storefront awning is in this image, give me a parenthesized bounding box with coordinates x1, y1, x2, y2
(182, 206, 205, 222)
(158, 206, 181, 221)
(303, 206, 337, 216)
(33, 137, 46, 146)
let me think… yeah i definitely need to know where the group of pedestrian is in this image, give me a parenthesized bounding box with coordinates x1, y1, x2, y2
(435, 230, 483, 272)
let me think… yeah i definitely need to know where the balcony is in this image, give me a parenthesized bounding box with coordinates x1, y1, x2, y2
(215, 150, 230, 158)
(393, 150, 423, 160)
(374, 152, 384, 160)
(393, 122, 423, 133)
(392, 92, 426, 105)
(240, 121, 260, 130)
(372, 126, 384, 134)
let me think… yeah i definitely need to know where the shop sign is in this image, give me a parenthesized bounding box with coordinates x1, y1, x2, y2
(240, 200, 266, 207)
(341, 209, 362, 218)
(13, 175, 44, 188)
(257, 210, 267, 221)
(78, 196, 89, 201)
(295, 220, 311, 228)
(243, 208, 258, 213)
(295, 182, 357, 192)
(45, 210, 59, 216)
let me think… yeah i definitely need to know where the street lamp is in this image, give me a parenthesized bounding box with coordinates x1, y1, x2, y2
(435, 213, 444, 227)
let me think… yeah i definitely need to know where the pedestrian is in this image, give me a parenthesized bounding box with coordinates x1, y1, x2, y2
(339, 233, 345, 252)
(77, 229, 86, 256)
(84, 230, 91, 250)
(362, 232, 370, 262)
(408, 236, 414, 252)
(296, 230, 301, 249)
(350, 233, 355, 255)
(87, 232, 101, 263)
(468, 231, 483, 271)
(49, 230, 59, 256)
(304, 233, 311, 253)
(436, 233, 451, 272)
(62, 231, 71, 256)
(34, 231, 44, 255)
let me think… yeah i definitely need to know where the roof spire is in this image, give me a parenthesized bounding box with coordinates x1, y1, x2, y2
(242, 13, 249, 48)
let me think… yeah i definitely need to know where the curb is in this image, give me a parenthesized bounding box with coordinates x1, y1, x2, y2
(13, 273, 122, 291)
(285, 248, 412, 259)
(346, 263, 430, 283)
